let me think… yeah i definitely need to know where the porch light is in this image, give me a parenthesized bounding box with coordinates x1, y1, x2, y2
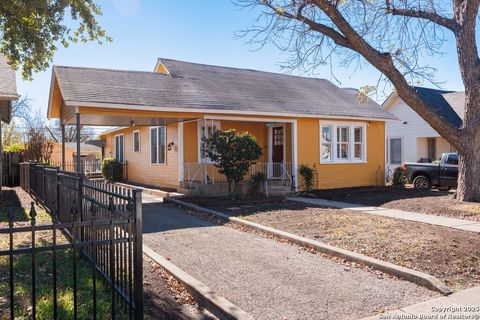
(168, 142, 175, 151)
(130, 120, 135, 127)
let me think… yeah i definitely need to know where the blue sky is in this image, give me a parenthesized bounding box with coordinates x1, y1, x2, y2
(17, 0, 464, 118)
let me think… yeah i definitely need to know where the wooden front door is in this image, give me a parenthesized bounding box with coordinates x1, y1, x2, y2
(272, 127, 284, 177)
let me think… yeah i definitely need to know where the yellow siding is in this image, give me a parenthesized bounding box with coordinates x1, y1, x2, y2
(104, 124, 179, 189)
(101, 115, 386, 191)
(184, 121, 198, 163)
(50, 144, 75, 163)
(220, 120, 269, 162)
(297, 118, 385, 189)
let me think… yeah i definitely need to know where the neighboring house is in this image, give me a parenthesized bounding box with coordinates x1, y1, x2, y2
(50, 142, 100, 164)
(0, 56, 17, 123)
(384, 87, 464, 171)
(0, 55, 19, 190)
(47, 58, 395, 195)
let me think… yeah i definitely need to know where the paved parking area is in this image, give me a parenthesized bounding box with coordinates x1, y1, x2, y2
(142, 198, 437, 320)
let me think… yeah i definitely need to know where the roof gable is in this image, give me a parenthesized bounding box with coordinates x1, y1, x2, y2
(384, 86, 464, 129)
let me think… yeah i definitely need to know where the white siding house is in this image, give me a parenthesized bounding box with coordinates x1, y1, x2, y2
(384, 87, 464, 173)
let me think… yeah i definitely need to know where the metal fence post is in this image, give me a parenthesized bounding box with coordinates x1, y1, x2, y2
(133, 189, 143, 319)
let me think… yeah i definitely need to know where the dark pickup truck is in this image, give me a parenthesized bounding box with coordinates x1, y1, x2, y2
(404, 153, 458, 189)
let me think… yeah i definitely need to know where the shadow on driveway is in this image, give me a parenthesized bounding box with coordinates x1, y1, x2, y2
(142, 200, 224, 234)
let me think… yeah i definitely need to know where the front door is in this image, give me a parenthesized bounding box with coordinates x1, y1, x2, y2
(272, 127, 284, 178)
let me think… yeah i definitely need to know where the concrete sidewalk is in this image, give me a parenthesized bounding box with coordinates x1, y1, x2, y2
(142, 201, 437, 320)
(363, 286, 480, 320)
(288, 197, 480, 233)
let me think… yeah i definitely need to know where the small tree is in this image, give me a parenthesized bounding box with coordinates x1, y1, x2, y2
(203, 129, 262, 196)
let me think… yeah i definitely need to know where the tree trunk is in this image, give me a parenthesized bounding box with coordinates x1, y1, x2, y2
(456, 86, 480, 202)
(457, 152, 480, 202)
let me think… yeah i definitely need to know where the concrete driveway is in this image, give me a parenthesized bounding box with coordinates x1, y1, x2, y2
(142, 196, 437, 320)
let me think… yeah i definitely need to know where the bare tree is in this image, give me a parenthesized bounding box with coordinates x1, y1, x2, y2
(23, 111, 53, 162)
(237, 0, 480, 201)
(46, 120, 94, 143)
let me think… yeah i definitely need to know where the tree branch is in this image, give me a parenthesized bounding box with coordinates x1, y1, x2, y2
(264, 2, 351, 48)
(268, 0, 463, 147)
(385, 1, 458, 31)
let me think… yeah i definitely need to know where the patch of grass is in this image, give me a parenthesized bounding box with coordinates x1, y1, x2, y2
(0, 187, 128, 320)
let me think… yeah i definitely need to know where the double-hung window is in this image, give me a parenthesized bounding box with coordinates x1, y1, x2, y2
(320, 121, 367, 163)
(150, 126, 166, 164)
(133, 130, 140, 152)
(320, 126, 333, 161)
(336, 126, 350, 160)
(114, 134, 124, 163)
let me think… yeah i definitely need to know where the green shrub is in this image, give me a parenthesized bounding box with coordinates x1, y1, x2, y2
(299, 165, 315, 192)
(203, 129, 262, 195)
(392, 166, 406, 186)
(251, 172, 266, 196)
(101, 158, 122, 181)
(4, 142, 25, 153)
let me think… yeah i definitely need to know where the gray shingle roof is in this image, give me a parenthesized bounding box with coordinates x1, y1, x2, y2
(53, 59, 395, 120)
(63, 142, 100, 153)
(0, 55, 17, 99)
(412, 87, 463, 128)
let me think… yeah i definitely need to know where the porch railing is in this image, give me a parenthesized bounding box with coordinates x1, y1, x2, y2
(183, 162, 292, 188)
(16, 162, 143, 319)
(49, 160, 102, 174)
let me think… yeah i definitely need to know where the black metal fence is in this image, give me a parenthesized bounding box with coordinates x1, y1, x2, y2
(7, 162, 144, 319)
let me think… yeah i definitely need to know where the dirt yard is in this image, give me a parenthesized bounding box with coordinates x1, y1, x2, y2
(313, 186, 480, 222)
(186, 197, 480, 291)
(143, 257, 216, 320)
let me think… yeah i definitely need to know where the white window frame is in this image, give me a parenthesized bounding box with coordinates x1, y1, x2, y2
(150, 126, 167, 164)
(114, 134, 124, 163)
(319, 121, 367, 164)
(132, 130, 140, 153)
(197, 120, 221, 163)
(387, 137, 403, 165)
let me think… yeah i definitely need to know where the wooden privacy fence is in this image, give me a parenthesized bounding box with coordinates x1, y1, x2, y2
(12, 162, 143, 320)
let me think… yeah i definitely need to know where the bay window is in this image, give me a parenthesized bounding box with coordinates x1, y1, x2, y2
(320, 121, 367, 163)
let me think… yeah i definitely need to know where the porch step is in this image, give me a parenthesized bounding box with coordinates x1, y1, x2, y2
(266, 182, 292, 196)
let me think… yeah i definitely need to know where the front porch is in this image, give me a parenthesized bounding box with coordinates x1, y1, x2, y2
(182, 162, 293, 197)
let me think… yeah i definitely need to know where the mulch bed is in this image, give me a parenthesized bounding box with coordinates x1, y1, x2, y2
(182, 196, 480, 290)
(313, 186, 480, 222)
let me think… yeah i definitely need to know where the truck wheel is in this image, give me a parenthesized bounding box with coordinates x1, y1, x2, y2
(413, 175, 431, 190)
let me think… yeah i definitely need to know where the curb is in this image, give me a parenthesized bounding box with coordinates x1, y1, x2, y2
(143, 245, 254, 320)
(166, 198, 453, 296)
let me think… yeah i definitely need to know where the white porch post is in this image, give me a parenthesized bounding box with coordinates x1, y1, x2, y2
(75, 112, 81, 174)
(267, 126, 272, 179)
(292, 120, 298, 191)
(61, 124, 65, 170)
(178, 122, 184, 183)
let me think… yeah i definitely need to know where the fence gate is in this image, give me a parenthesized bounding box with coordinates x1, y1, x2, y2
(2, 151, 23, 187)
(3, 162, 144, 319)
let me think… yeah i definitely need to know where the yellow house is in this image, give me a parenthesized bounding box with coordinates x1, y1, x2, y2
(47, 59, 395, 195)
(50, 142, 100, 164)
